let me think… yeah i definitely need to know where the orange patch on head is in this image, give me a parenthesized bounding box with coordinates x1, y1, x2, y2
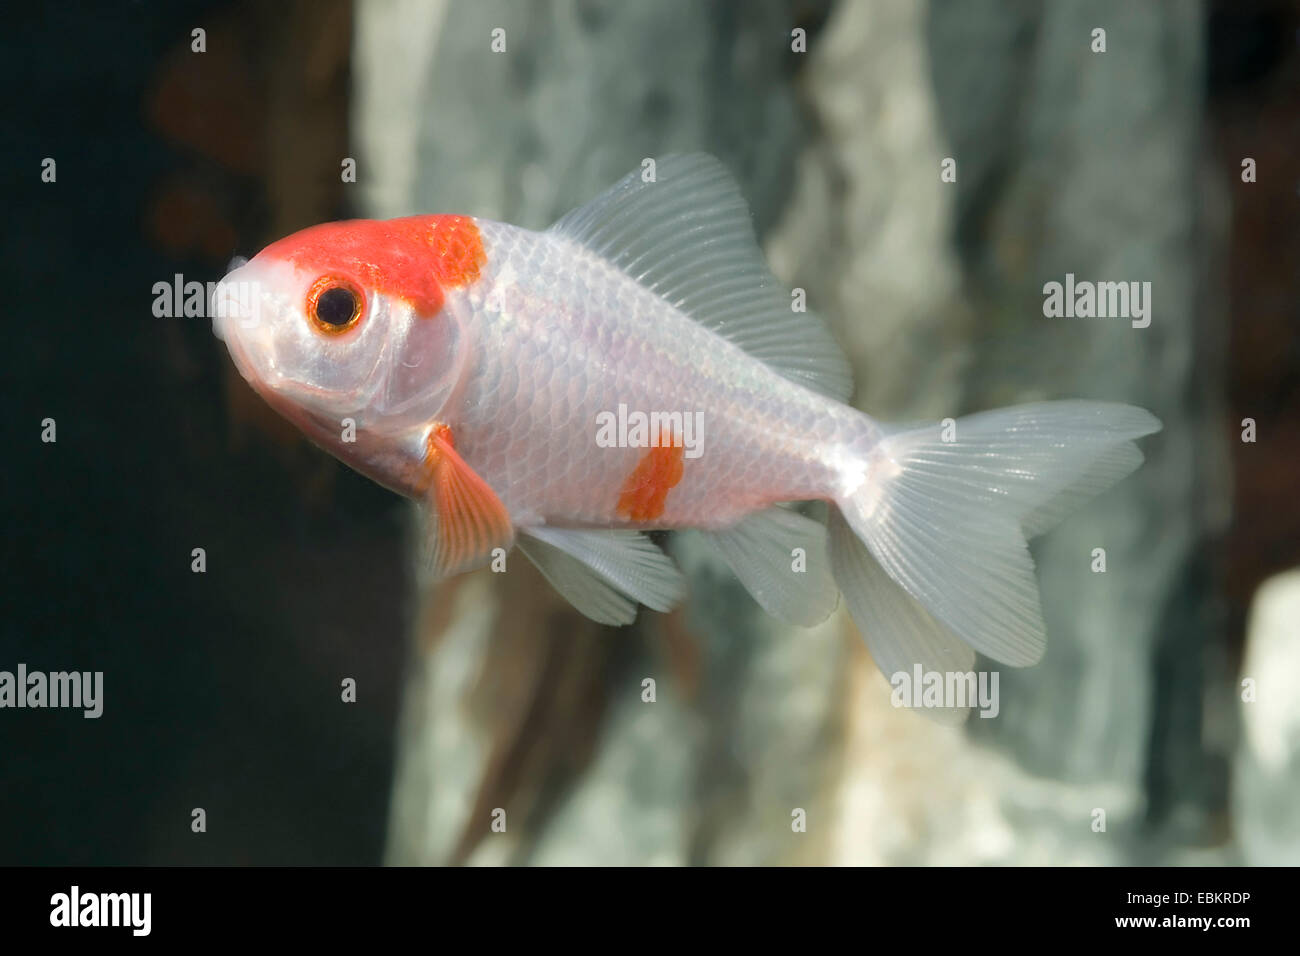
(425, 215, 487, 288)
(616, 430, 685, 523)
(258, 214, 486, 316)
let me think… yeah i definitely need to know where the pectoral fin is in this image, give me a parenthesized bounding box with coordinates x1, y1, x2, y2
(421, 424, 514, 579)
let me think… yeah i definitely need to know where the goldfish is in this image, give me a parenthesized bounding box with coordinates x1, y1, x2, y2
(213, 154, 1160, 708)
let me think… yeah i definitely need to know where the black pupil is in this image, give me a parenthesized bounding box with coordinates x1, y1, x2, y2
(316, 286, 357, 326)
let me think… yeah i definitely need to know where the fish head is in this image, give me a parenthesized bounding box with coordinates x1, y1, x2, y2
(212, 216, 479, 428)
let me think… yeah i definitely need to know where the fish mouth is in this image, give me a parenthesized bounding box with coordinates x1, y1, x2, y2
(210, 278, 241, 345)
(211, 286, 278, 396)
(218, 326, 260, 383)
(210, 261, 274, 369)
(211, 257, 250, 345)
(210, 299, 227, 343)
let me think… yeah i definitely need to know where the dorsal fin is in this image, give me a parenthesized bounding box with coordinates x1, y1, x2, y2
(548, 154, 853, 401)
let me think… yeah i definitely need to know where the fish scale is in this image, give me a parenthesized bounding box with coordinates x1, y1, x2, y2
(447, 220, 856, 528)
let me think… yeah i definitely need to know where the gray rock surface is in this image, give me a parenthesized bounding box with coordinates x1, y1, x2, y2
(1234, 571, 1300, 865)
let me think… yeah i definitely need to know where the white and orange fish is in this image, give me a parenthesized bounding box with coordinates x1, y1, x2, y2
(213, 154, 1159, 698)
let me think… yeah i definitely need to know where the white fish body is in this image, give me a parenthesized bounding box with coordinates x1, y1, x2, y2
(213, 154, 1161, 715)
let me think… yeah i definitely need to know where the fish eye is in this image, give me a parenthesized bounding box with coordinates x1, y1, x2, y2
(306, 278, 363, 334)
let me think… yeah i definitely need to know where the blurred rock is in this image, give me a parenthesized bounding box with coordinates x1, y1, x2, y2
(771, 0, 1224, 862)
(360, 0, 1228, 865)
(938, 0, 1224, 859)
(1233, 570, 1300, 865)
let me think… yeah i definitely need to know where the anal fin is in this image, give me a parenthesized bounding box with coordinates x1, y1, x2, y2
(702, 506, 839, 627)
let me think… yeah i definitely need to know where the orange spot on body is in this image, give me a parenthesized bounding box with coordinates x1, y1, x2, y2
(617, 430, 685, 523)
(258, 215, 486, 316)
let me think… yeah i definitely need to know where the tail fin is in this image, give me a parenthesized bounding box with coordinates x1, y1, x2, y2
(829, 401, 1161, 683)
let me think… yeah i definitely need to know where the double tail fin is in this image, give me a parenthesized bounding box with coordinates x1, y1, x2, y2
(828, 401, 1161, 702)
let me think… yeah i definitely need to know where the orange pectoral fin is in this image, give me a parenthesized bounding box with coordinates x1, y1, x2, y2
(421, 425, 514, 578)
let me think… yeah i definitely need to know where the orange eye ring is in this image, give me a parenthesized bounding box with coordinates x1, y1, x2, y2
(306, 277, 364, 334)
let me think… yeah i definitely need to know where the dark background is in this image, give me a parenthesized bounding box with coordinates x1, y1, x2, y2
(4, 0, 405, 865)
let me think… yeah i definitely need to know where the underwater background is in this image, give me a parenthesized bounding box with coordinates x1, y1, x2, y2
(3, 0, 1298, 865)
